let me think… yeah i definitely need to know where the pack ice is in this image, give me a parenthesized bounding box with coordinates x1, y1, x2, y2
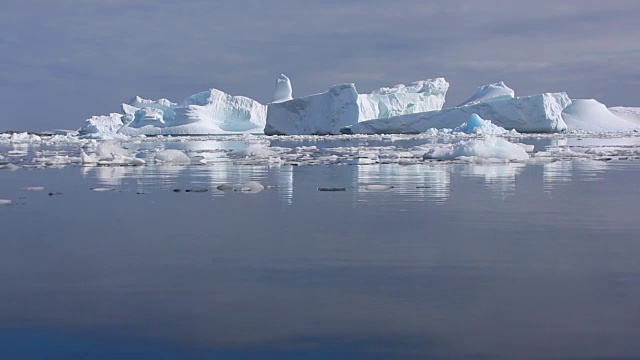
(265, 78, 449, 135)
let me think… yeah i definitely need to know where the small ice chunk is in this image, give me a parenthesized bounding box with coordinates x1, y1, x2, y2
(22, 186, 46, 191)
(0, 199, 12, 205)
(155, 149, 192, 164)
(216, 181, 264, 193)
(91, 187, 115, 192)
(423, 136, 530, 161)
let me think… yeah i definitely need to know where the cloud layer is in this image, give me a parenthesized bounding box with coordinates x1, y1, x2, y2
(1, 0, 639, 131)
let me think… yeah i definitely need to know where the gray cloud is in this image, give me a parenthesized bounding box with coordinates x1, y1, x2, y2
(1, 0, 639, 131)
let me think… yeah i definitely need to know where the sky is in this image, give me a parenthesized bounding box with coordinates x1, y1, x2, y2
(1, 0, 639, 132)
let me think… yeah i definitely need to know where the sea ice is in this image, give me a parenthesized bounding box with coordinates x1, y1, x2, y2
(458, 81, 515, 107)
(154, 149, 192, 164)
(343, 93, 571, 134)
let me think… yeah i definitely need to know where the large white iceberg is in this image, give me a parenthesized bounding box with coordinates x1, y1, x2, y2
(116, 89, 267, 136)
(343, 93, 571, 134)
(458, 81, 515, 107)
(357, 78, 449, 121)
(265, 83, 359, 135)
(562, 99, 638, 132)
(265, 78, 449, 135)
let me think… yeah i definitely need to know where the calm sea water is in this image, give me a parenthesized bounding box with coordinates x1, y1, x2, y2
(1, 137, 640, 359)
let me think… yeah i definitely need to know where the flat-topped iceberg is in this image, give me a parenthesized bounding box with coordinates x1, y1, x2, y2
(357, 78, 449, 121)
(458, 81, 515, 107)
(562, 99, 638, 132)
(265, 83, 359, 135)
(343, 93, 571, 134)
(265, 77, 449, 135)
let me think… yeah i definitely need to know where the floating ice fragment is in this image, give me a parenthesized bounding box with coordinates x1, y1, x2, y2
(216, 181, 264, 193)
(91, 188, 115, 192)
(155, 149, 192, 164)
(0, 199, 12, 205)
(423, 136, 530, 161)
(22, 186, 46, 191)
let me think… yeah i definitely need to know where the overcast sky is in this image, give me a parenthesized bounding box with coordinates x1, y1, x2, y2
(1, 0, 639, 131)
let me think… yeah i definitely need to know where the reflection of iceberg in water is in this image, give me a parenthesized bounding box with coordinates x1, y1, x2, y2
(458, 163, 525, 199)
(543, 160, 573, 192)
(572, 158, 609, 182)
(356, 163, 451, 204)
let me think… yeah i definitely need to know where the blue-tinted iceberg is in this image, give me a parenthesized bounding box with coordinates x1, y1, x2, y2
(453, 114, 513, 135)
(423, 136, 530, 161)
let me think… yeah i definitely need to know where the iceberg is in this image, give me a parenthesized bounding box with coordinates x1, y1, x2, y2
(608, 107, 640, 126)
(265, 78, 449, 135)
(453, 114, 513, 135)
(423, 136, 530, 161)
(265, 83, 359, 135)
(343, 93, 571, 134)
(78, 113, 125, 137)
(273, 74, 293, 103)
(357, 78, 449, 121)
(117, 89, 266, 136)
(129, 96, 177, 120)
(562, 99, 638, 132)
(458, 81, 515, 107)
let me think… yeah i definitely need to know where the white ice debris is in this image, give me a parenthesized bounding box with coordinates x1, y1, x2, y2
(458, 81, 515, 107)
(22, 186, 46, 191)
(423, 136, 530, 161)
(154, 149, 192, 164)
(265, 83, 359, 135)
(608, 107, 640, 126)
(453, 114, 513, 135)
(0, 132, 42, 144)
(562, 99, 638, 132)
(0, 199, 12, 205)
(273, 74, 293, 103)
(343, 93, 571, 134)
(357, 78, 449, 121)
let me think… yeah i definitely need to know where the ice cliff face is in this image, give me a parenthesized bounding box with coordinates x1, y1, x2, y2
(458, 81, 515, 107)
(265, 78, 449, 135)
(265, 84, 359, 135)
(357, 78, 449, 121)
(342, 93, 571, 134)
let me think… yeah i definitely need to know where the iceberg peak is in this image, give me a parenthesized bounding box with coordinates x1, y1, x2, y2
(459, 81, 515, 107)
(273, 74, 293, 103)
